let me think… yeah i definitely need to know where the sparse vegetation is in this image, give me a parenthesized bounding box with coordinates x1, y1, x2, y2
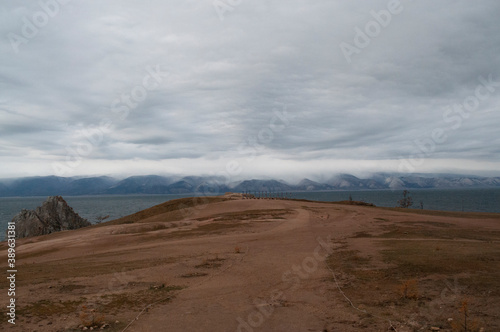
(163, 222, 247, 240)
(181, 272, 208, 278)
(100, 285, 184, 314)
(398, 279, 418, 300)
(381, 240, 499, 276)
(325, 221, 500, 330)
(15, 255, 177, 286)
(6, 195, 500, 331)
(95, 214, 110, 224)
(195, 256, 226, 269)
(17, 298, 84, 317)
(107, 196, 228, 225)
(450, 299, 482, 332)
(79, 305, 106, 329)
(379, 222, 500, 241)
(196, 209, 292, 222)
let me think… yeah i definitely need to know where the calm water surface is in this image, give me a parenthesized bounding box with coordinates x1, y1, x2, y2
(1, 189, 499, 241)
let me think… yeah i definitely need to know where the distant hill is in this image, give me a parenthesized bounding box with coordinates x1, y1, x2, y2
(0, 173, 499, 197)
(326, 174, 387, 190)
(295, 178, 333, 191)
(103, 175, 178, 195)
(232, 179, 292, 192)
(0, 176, 117, 196)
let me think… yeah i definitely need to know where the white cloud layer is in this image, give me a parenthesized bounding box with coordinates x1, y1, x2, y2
(1, 0, 499, 179)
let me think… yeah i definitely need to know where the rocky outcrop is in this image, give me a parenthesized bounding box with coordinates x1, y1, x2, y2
(11, 196, 91, 238)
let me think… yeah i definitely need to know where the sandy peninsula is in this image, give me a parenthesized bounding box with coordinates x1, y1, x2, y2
(1, 194, 499, 331)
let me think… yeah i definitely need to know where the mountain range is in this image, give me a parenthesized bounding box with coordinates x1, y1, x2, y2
(0, 173, 499, 197)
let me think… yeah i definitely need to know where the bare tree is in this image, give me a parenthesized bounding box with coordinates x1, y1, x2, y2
(95, 215, 110, 224)
(398, 190, 413, 208)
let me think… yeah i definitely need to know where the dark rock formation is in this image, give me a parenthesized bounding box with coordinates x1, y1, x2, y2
(11, 196, 91, 238)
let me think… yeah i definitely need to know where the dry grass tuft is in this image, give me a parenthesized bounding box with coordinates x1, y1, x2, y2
(397, 279, 419, 300)
(195, 256, 226, 269)
(79, 305, 106, 329)
(17, 298, 84, 318)
(450, 298, 483, 332)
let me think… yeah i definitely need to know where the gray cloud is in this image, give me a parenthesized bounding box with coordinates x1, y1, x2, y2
(0, 0, 499, 179)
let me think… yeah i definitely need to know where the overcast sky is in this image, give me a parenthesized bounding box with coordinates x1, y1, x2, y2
(1, 0, 499, 181)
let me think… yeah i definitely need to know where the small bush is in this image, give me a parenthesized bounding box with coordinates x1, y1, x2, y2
(450, 298, 482, 332)
(398, 279, 419, 300)
(79, 305, 105, 328)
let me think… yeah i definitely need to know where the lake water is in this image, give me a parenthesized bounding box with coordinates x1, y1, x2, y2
(1, 189, 499, 241)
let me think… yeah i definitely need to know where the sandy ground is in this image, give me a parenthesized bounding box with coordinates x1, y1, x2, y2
(1, 194, 499, 332)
